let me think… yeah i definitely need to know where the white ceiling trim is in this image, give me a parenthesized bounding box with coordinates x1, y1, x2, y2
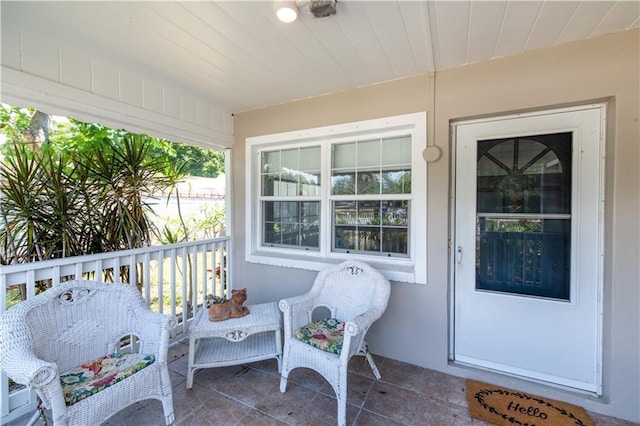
(1, 67, 233, 150)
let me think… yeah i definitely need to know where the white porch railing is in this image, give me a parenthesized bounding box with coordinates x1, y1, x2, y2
(0, 237, 231, 424)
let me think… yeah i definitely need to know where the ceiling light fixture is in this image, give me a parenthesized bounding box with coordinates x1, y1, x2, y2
(276, 2, 298, 23)
(309, 0, 337, 18)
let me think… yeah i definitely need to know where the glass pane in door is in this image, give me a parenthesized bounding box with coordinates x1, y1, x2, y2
(475, 133, 572, 300)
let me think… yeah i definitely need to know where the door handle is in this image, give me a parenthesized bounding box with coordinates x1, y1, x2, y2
(456, 246, 463, 265)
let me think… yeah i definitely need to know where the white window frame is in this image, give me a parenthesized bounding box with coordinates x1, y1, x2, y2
(245, 112, 427, 284)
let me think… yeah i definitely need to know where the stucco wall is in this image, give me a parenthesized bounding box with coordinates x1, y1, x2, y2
(232, 30, 639, 422)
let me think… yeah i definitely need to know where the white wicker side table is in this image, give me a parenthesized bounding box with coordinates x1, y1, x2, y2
(186, 302, 282, 388)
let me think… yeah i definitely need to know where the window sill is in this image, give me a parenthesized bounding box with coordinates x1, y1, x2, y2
(246, 250, 424, 284)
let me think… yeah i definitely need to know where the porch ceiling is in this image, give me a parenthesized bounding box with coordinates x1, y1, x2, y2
(2, 1, 639, 114)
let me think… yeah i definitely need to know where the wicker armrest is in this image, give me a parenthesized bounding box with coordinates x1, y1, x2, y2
(0, 311, 57, 387)
(279, 292, 316, 313)
(5, 351, 58, 388)
(342, 308, 383, 357)
(131, 310, 176, 362)
(134, 309, 176, 334)
(279, 293, 317, 337)
(345, 308, 382, 337)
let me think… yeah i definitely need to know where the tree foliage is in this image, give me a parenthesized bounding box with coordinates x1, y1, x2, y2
(0, 104, 225, 177)
(0, 105, 224, 267)
(0, 132, 174, 265)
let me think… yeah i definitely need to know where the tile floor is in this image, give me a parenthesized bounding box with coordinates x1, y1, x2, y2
(7, 339, 637, 426)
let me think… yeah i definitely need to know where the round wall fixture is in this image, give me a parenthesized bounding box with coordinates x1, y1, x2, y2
(423, 145, 442, 162)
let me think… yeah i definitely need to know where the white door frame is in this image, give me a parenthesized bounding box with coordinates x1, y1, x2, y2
(449, 104, 605, 394)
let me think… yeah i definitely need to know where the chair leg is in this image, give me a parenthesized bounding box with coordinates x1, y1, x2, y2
(364, 350, 381, 380)
(280, 371, 289, 393)
(25, 410, 43, 426)
(336, 382, 348, 426)
(162, 395, 175, 425)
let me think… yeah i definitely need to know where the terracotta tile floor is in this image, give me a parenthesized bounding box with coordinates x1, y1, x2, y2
(7, 339, 636, 426)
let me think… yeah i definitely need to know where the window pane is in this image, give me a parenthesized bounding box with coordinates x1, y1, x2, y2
(358, 200, 380, 224)
(263, 201, 279, 222)
(279, 201, 298, 222)
(301, 172, 321, 196)
(477, 155, 508, 177)
(262, 201, 320, 249)
(263, 222, 281, 245)
(357, 139, 380, 168)
(335, 227, 357, 250)
(281, 148, 298, 171)
(332, 143, 356, 169)
(280, 223, 299, 245)
(262, 174, 277, 196)
(382, 228, 408, 254)
(357, 171, 380, 194)
(382, 169, 411, 194)
(300, 146, 320, 171)
(262, 151, 280, 174)
(335, 201, 356, 224)
(382, 200, 408, 226)
(382, 136, 411, 166)
(279, 149, 299, 196)
(298, 146, 321, 195)
(358, 226, 381, 251)
(332, 172, 355, 195)
(523, 150, 563, 175)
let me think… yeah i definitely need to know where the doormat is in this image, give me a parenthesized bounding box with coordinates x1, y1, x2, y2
(466, 380, 594, 426)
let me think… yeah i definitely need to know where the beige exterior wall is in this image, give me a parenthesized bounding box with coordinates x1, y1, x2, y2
(232, 29, 639, 422)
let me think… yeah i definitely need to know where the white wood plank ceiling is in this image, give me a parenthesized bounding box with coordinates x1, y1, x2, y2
(2, 1, 639, 114)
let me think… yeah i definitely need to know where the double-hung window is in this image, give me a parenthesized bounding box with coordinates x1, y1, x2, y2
(246, 112, 427, 283)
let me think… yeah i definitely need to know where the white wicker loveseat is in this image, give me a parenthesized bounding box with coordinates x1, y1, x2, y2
(0, 280, 176, 425)
(279, 260, 391, 426)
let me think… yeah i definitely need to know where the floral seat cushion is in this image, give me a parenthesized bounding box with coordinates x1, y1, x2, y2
(60, 353, 155, 406)
(295, 318, 345, 355)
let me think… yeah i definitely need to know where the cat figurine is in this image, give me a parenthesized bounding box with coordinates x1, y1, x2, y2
(208, 288, 250, 322)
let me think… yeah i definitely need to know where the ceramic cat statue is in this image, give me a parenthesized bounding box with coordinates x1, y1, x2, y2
(208, 288, 250, 322)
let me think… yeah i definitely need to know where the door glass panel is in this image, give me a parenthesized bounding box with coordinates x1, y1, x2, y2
(476, 133, 572, 300)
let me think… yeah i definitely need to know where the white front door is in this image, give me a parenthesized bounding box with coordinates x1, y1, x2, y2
(453, 105, 604, 393)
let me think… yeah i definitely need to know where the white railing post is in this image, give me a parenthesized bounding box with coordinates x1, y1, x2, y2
(0, 275, 7, 420)
(157, 249, 164, 314)
(180, 246, 188, 335)
(143, 253, 151, 305)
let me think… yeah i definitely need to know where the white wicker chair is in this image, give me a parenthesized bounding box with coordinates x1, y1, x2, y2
(0, 280, 176, 425)
(279, 261, 391, 426)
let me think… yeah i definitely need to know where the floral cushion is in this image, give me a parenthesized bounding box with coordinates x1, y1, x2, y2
(60, 353, 155, 406)
(295, 318, 345, 355)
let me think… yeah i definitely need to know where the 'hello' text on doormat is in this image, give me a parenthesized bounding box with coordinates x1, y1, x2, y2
(466, 379, 594, 426)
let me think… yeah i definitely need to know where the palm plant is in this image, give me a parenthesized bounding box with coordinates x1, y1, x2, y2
(0, 131, 176, 294)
